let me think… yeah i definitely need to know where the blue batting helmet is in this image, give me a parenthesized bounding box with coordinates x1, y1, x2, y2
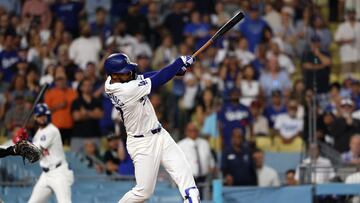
(104, 53, 137, 75)
(34, 103, 51, 117)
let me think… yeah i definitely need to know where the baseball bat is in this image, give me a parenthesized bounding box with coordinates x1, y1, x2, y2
(22, 84, 49, 128)
(192, 11, 245, 58)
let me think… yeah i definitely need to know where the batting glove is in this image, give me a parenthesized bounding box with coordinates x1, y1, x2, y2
(179, 56, 194, 68)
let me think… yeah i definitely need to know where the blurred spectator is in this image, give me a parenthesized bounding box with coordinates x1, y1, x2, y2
(302, 35, 331, 103)
(182, 72, 200, 125)
(82, 139, 104, 173)
(240, 65, 259, 107)
(178, 122, 215, 196)
(221, 128, 257, 186)
(218, 88, 252, 148)
(136, 54, 153, 74)
(4, 93, 28, 131)
(210, 2, 230, 27)
(163, 2, 186, 45)
(0, 33, 19, 83)
(295, 7, 312, 57)
(40, 64, 55, 85)
(8, 74, 32, 105)
(90, 7, 111, 41)
(71, 77, 103, 151)
(345, 170, 360, 203)
(263, 2, 281, 34)
(26, 68, 40, 94)
(250, 101, 269, 137)
(295, 143, 335, 184)
(263, 90, 287, 127)
(276, 6, 296, 56)
(309, 15, 332, 53)
(69, 24, 102, 69)
(235, 38, 255, 67)
(267, 42, 296, 75)
(342, 134, 360, 165)
(124, 4, 150, 37)
(329, 98, 360, 153)
(103, 134, 121, 175)
(284, 169, 298, 186)
(85, 1, 111, 24)
(0, 0, 21, 15)
(105, 20, 137, 59)
(334, 8, 360, 79)
(51, 0, 83, 37)
(239, 4, 268, 52)
(274, 99, 304, 152)
(218, 52, 241, 94)
(184, 11, 210, 49)
(44, 67, 77, 145)
(57, 46, 79, 82)
(345, 0, 360, 20)
(290, 79, 306, 105)
(259, 56, 291, 99)
(22, 0, 52, 30)
(253, 149, 280, 187)
(132, 33, 152, 59)
(152, 35, 177, 69)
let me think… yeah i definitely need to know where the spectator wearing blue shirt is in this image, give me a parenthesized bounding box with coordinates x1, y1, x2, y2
(0, 0, 21, 15)
(239, 5, 268, 52)
(51, 0, 83, 37)
(184, 11, 210, 49)
(85, 0, 111, 24)
(263, 90, 287, 127)
(222, 129, 257, 186)
(164, 2, 186, 44)
(259, 56, 292, 99)
(218, 88, 252, 148)
(90, 7, 112, 41)
(0, 33, 19, 83)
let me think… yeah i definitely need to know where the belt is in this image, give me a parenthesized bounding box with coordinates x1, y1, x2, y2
(42, 162, 62, 173)
(133, 125, 162, 138)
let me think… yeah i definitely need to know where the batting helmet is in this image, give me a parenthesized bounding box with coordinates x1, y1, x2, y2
(34, 103, 51, 117)
(104, 53, 137, 75)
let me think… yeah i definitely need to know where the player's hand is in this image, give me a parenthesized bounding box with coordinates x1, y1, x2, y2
(12, 127, 29, 144)
(176, 67, 187, 76)
(179, 56, 194, 68)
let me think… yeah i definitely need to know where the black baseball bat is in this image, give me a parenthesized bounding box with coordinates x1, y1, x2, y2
(192, 11, 245, 58)
(22, 84, 49, 128)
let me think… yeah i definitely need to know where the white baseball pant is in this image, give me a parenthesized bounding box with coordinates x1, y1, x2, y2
(119, 128, 200, 203)
(28, 163, 74, 203)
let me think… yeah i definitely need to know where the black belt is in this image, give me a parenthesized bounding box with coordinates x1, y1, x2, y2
(42, 162, 62, 172)
(133, 126, 162, 138)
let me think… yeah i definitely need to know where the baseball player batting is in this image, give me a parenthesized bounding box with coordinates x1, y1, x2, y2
(104, 53, 200, 203)
(24, 103, 74, 203)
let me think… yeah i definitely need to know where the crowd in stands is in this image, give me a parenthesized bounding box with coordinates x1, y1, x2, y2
(2, 0, 360, 190)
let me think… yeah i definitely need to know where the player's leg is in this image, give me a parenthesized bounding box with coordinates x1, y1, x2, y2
(0, 146, 16, 158)
(28, 174, 52, 203)
(160, 131, 200, 203)
(119, 136, 162, 203)
(50, 166, 74, 203)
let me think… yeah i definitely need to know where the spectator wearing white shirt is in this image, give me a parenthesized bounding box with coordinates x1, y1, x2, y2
(178, 122, 215, 197)
(295, 144, 335, 184)
(334, 9, 360, 78)
(69, 24, 102, 70)
(253, 149, 280, 187)
(266, 42, 296, 75)
(345, 170, 360, 203)
(235, 37, 255, 67)
(240, 65, 259, 107)
(274, 99, 304, 152)
(263, 3, 281, 35)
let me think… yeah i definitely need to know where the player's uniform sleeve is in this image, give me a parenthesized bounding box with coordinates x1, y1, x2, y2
(33, 129, 56, 149)
(105, 76, 152, 104)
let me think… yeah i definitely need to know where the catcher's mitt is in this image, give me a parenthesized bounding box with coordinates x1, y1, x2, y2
(14, 140, 41, 163)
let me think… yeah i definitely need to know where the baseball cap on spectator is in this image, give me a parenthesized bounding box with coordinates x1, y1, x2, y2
(281, 6, 294, 16)
(106, 133, 120, 141)
(340, 98, 354, 107)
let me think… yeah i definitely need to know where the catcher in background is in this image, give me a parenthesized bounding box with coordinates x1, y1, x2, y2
(23, 103, 73, 203)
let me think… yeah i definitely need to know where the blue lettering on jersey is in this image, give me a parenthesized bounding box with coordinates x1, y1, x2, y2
(107, 93, 124, 107)
(138, 80, 148, 87)
(139, 95, 148, 105)
(40, 135, 46, 141)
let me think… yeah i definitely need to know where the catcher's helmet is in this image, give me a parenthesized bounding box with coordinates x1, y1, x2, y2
(104, 53, 137, 75)
(34, 103, 51, 117)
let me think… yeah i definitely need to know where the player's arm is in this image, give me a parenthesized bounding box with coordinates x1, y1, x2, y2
(149, 56, 193, 91)
(0, 146, 16, 158)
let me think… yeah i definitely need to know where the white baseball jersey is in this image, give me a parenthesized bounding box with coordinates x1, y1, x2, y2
(104, 75, 159, 136)
(105, 75, 200, 203)
(32, 123, 66, 168)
